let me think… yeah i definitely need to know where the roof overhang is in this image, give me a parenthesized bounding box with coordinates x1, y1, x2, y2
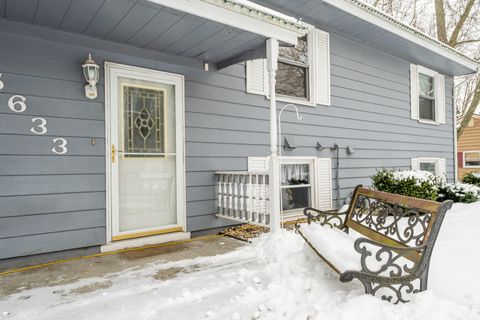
(255, 0, 479, 76)
(148, 0, 307, 46)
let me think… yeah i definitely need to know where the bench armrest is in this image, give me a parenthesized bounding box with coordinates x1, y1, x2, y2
(353, 237, 426, 277)
(302, 207, 347, 229)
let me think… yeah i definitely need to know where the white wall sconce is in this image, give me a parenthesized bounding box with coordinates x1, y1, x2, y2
(82, 54, 100, 99)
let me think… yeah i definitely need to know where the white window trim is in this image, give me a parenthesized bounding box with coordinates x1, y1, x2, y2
(410, 64, 446, 126)
(246, 25, 330, 107)
(411, 157, 446, 178)
(279, 157, 316, 217)
(247, 156, 332, 214)
(463, 151, 480, 168)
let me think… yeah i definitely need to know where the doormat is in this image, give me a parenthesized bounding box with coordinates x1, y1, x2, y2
(220, 218, 309, 242)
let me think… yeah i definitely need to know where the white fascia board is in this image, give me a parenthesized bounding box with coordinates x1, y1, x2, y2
(322, 0, 478, 73)
(148, 0, 304, 45)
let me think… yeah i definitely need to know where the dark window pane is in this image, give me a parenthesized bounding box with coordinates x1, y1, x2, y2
(282, 187, 311, 211)
(419, 97, 435, 121)
(419, 73, 434, 97)
(419, 162, 436, 174)
(279, 36, 308, 64)
(276, 62, 307, 98)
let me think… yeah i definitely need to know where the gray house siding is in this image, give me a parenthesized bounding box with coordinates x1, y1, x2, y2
(0, 18, 454, 260)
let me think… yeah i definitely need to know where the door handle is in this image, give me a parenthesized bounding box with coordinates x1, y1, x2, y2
(111, 144, 116, 163)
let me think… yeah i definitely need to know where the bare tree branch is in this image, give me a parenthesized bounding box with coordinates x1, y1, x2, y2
(448, 0, 476, 46)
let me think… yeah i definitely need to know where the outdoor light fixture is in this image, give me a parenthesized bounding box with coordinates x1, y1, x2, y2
(283, 137, 297, 150)
(82, 54, 100, 99)
(346, 146, 355, 155)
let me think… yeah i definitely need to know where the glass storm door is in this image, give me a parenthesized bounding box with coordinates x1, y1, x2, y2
(107, 63, 185, 241)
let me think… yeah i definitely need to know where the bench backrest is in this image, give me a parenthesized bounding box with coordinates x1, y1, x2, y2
(345, 186, 450, 262)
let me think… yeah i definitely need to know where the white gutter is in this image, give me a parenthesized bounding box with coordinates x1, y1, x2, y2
(322, 0, 479, 73)
(148, 0, 307, 46)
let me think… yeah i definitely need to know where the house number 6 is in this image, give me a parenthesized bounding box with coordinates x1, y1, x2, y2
(8, 95, 27, 113)
(51, 138, 68, 155)
(30, 117, 48, 135)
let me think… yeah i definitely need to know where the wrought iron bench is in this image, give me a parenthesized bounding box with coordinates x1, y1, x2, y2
(297, 185, 453, 303)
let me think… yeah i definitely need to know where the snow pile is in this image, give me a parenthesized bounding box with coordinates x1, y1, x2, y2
(1, 203, 480, 320)
(442, 182, 480, 196)
(392, 170, 437, 185)
(472, 172, 480, 179)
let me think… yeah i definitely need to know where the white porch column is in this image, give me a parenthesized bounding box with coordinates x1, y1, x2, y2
(266, 38, 281, 232)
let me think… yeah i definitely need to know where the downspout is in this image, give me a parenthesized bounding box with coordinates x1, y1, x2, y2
(266, 38, 281, 232)
(453, 83, 458, 183)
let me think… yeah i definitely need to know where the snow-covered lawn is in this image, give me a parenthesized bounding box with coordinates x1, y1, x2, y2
(1, 202, 480, 320)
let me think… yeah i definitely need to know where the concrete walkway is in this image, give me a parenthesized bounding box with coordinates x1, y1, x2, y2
(0, 235, 244, 298)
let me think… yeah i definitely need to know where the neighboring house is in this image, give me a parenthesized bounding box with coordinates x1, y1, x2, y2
(0, 0, 477, 265)
(458, 114, 480, 179)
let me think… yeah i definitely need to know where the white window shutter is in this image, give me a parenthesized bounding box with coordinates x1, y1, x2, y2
(437, 158, 447, 179)
(435, 73, 446, 124)
(314, 29, 330, 106)
(315, 158, 332, 210)
(248, 157, 269, 172)
(410, 64, 419, 120)
(411, 158, 420, 170)
(246, 59, 267, 96)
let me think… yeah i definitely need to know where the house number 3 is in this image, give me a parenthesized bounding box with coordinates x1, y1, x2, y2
(51, 138, 68, 155)
(30, 117, 48, 135)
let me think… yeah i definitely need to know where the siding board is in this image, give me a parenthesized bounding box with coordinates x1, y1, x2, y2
(0, 18, 456, 259)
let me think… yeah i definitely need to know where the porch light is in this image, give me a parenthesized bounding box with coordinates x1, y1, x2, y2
(82, 54, 100, 99)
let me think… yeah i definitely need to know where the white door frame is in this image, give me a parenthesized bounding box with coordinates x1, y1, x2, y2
(104, 62, 186, 243)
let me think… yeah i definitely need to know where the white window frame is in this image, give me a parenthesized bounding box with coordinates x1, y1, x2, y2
(464, 151, 480, 168)
(411, 157, 446, 178)
(410, 64, 446, 126)
(279, 156, 316, 218)
(247, 156, 332, 216)
(246, 25, 330, 107)
(276, 29, 316, 106)
(417, 66, 437, 124)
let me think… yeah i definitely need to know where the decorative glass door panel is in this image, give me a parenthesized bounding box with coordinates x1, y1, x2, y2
(107, 63, 185, 241)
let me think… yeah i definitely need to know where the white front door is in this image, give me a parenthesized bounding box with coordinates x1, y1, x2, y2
(106, 63, 185, 242)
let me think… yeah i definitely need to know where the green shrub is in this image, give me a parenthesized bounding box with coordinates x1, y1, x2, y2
(371, 169, 480, 203)
(371, 169, 439, 201)
(437, 183, 480, 203)
(462, 172, 480, 187)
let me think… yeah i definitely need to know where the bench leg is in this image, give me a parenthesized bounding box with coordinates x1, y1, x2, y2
(348, 276, 422, 304)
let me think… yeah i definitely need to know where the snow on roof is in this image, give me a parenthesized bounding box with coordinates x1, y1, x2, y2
(203, 0, 307, 34)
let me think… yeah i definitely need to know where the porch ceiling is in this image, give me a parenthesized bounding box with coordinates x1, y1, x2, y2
(0, 0, 270, 67)
(254, 0, 478, 76)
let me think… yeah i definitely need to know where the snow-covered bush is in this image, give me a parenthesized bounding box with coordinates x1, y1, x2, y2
(437, 183, 480, 203)
(371, 169, 439, 201)
(462, 172, 480, 187)
(372, 169, 480, 203)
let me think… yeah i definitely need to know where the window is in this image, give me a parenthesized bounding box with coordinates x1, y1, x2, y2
(419, 161, 437, 175)
(246, 27, 330, 106)
(468, 118, 475, 127)
(464, 151, 480, 168)
(418, 73, 435, 121)
(276, 36, 309, 99)
(247, 156, 333, 213)
(410, 64, 445, 125)
(411, 157, 446, 178)
(281, 162, 312, 215)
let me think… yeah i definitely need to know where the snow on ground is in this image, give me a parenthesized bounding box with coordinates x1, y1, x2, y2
(1, 203, 480, 320)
